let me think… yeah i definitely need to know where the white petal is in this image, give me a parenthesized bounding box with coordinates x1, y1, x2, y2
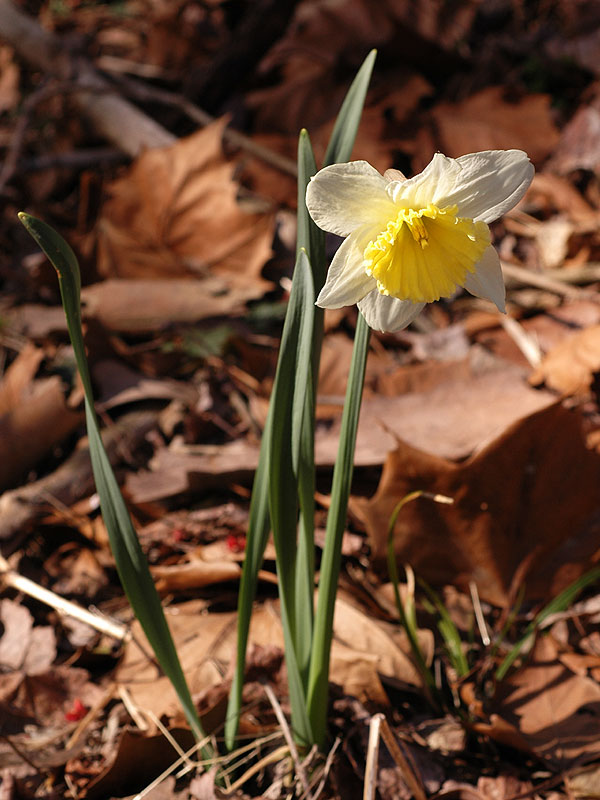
(316, 231, 375, 308)
(388, 152, 461, 207)
(357, 291, 426, 332)
(464, 245, 506, 312)
(436, 150, 534, 223)
(306, 161, 397, 237)
(390, 150, 534, 225)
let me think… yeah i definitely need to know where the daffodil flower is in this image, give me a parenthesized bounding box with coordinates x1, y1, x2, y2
(306, 150, 534, 332)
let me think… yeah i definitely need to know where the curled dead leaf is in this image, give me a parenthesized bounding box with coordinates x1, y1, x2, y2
(530, 324, 600, 396)
(359, 403, 600, 606)
(96, 120, 274, 301)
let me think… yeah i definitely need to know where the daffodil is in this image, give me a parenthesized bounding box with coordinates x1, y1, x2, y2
(306, 150, 534, 332)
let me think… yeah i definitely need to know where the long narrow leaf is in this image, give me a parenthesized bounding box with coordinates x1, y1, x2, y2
(419, 578, 469, 678)
(225, 49, 376, 749)
(224, 425, 272, 749)
(307, 313, 371, 746)
(268, 248, 315, 744)
(293, 130, 322, 687)
(495, 566, 600, 680)
(323, 50, 376, 167)
(18, 213, 209, 748)
(225, 132, 323, 750)
(304, 49, 377, 747)
(386, 494, 440, 705)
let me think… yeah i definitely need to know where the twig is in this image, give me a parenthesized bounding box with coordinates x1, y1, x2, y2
(499, 315, 542, 368)
(0, 555, 129, 642)
(66, 683, 115, 750)
(223, 744, 290, 794)
(262, 680, 313, 798)
(118, 685, 150, 732)
(535, 262, 600, 286)
(21, 148, 126, 172)
(0, 734, 40, 773)
(469, 580, 491, 646)
(132, 735, 214, 800)
(311, 737, 341, 800)
(502, 261, 600, 302)
(363, 714, 383, 800)
(0, 0, 174, 156)
(111, 73, 298, 177)
(378, 717, 427, 800)
(0, 79, 82, 193)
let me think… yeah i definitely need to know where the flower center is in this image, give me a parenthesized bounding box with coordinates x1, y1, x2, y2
(362, 203, 491, 303)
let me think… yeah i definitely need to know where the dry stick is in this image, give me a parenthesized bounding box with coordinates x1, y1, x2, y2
(262, 680, 313, 799)
(469, 580, 491, 647)
(118, 685, 150, 732)
(501, 261, 600, 302)
(542, 262, 600, 285)
(499, 315, 542, 368)
(378, 716, 427, 800)
(110, 72, 299, 177)
(224, 744, 291, 794)
(363, 714, 383, 800)
(132, 737, 216, 800)
(0, 79, 92, 193)
(0, 0, 174, 157)
(0, 555, 129, 642)
(311, 737, 341, 800)
(0, 734, 41, 773)
(0, 0, 297, 175)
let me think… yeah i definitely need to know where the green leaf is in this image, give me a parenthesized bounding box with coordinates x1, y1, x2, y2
(419, 579, 469, 678)
(224, 421, 272, 750)
(292, 130, 322, 687)
(267, 248, 315, 745)
(18, 213, 210, 751)
(225, 130, 324, 751)
(226, 49, 376, 750)
(386, 495, 440, 705)
(495, 566, 600, 681)
(324, 50, 376, 166)
(307, 313, 371, 746)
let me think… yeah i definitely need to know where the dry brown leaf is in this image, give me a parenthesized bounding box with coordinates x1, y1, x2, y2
(0, 343, 43, 416)
(0, 367, 83, 491)
(93, 359, 197, 409)
(0, 45, 18, 113)
(116, 595, 426, 723)
(80, 278, 253, 333)
(529, 172, 599, 224)
(44, 546, 108, 599)
(126, 353, 555, 503)
(430, 87, 560, 164)
(319, 353, 556, 465)
(0, 664, 102, 730)
(479, 636, 600, 767)
(151, 557, 241, 593)
(566, 762, 600, 799)
(332, 596, 432, 692)
(84, 729, 195, 800)
(124, 438, 260, 503)
(359, 402, 600, 605)
(0, 599, 56, 676)
(476, 776, 535, 800)
(549, 104, 600, 175)
(96, 120, 274, 299)
(535, 215, 575, 269)
(530, 324, 600, 396)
